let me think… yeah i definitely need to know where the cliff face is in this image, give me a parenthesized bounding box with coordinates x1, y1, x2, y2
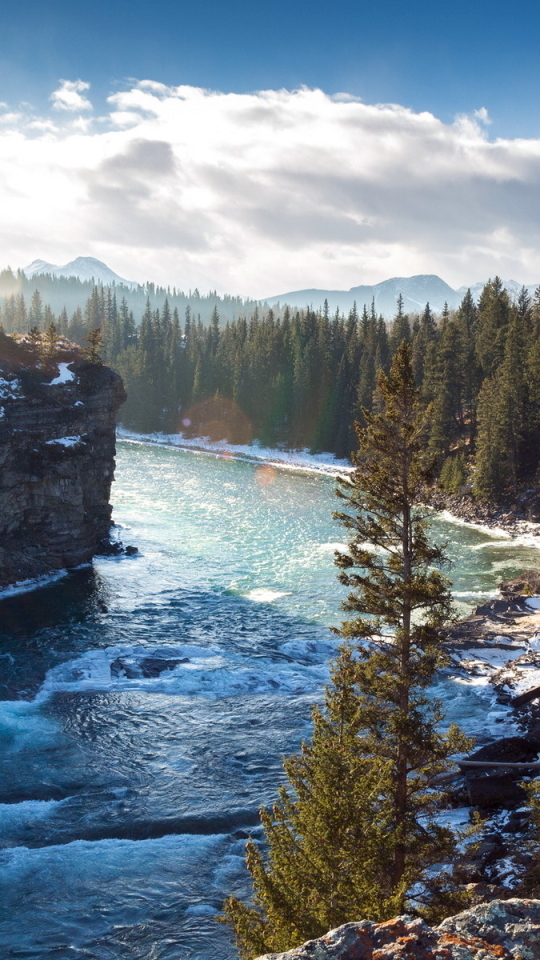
(0, 356, 126, 587)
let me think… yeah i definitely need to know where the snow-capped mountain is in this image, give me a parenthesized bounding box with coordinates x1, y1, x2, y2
(264, 275, 538, 317)
(456, 279, 537, 302)
(23, 257, 139, 289)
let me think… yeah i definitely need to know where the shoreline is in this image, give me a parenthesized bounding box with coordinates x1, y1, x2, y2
(116, 426, 354, 478)
(117, 426, 540, 543)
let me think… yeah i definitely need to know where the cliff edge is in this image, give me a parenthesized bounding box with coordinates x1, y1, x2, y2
(0, 334, 126, 587)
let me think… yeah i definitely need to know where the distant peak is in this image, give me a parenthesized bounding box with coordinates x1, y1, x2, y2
(23, 256, 138, 289)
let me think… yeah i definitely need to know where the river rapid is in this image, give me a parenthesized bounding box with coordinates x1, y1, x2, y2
(2, 439, 540, 959)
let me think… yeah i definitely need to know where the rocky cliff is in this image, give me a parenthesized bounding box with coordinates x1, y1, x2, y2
(254, 899, 540, 960)
(0, 337, 126, 587)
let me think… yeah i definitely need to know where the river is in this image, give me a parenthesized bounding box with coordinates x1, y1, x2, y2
(1, 439, 540, 959)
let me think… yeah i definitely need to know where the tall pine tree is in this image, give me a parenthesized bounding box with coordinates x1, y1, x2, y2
(222, 343, 469, 959)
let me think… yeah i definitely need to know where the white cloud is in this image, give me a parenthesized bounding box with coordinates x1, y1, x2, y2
(474, 107, 492, 125)
(2, 82, 540, 295)
(50, 80, 93, 113)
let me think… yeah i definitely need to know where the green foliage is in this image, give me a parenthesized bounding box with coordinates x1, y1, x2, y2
(439, 454, 467, 493)
(222, 345, 471, 959)
(3, 279, 540, 497)
(83, 327, 104, 364)
(43, 321, 59, 360)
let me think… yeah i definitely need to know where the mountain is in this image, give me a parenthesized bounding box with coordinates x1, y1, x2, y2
(23, 257, 139, 289)
(264, 274, 538, 317)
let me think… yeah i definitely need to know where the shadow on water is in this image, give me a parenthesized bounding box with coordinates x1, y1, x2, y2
(0, 566, 105, 637)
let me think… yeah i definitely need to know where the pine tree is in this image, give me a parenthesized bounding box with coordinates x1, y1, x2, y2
(83, 327, 104, 364)
(474, 318, 525, 499)
(222, 343, 469, 959)
(43, 320, 59, 360)
(333, 341, 469, 910)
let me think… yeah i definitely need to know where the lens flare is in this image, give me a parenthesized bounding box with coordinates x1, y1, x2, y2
(255, 465, 276, 486)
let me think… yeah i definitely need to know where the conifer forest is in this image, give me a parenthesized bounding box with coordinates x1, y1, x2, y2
(1, 272, 537, 502)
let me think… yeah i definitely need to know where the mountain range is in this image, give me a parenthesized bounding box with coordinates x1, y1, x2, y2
(264, 275, 537, 317)
(23, 257, 138, 289)
(19, 257, 538, 318)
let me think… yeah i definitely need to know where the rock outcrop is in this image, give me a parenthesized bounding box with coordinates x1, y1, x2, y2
(255, 899, 540, 959)
(0, 346, 126, 587)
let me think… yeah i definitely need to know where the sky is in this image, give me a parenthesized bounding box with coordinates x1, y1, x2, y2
(2, 0, 540, 296)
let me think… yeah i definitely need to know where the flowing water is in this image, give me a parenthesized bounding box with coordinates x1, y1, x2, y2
(1, 439, 540, 959)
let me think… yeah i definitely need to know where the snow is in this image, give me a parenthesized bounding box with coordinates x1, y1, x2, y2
(116, 426, 353, 477)
(44, 435, 82, 448)
(526, 597, 540, 610)
(0, 377, 23, 399)
(46, 362, 75, 385)
(24, 256, 138, 289)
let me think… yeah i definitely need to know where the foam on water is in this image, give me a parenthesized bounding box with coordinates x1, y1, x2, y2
(0, 699, 58, 749)
(37, 642, 327, 700)
(244, 588, 292, 603)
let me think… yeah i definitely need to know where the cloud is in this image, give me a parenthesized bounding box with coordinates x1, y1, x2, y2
(50, 80, 93, 112)
(2, 82, 540, 295)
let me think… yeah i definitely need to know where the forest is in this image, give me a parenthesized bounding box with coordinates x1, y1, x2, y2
(0, 276, 538, 502)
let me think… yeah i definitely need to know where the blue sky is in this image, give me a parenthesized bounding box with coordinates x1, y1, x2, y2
(3, 0, 539, 138)
(2, 0, 540, 294)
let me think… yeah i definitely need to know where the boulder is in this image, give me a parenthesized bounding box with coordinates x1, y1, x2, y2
(499, 571, 540, 599)
(466, 774, 527, 809)
(255, 899, 540, 960)
(465, 736, 539, 766)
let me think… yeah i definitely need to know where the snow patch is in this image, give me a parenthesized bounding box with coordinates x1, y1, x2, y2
(116, 426, 353, 477)
(44, 435, 82, 448)
(46, 362, 75, 386)
(0, 377, 23, 399)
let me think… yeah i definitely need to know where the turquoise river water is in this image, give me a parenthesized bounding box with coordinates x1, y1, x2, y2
(1, 439, 540, 959)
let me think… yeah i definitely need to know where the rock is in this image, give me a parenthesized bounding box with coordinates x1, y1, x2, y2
(110, 656, 188, 679)
(138, 657, 187, 677)
(500, 571, 540, 599)
(512, 686, 540, 708)
(97, 539, 139, 557)
(474, 599, 513, 615)
(255, 899, 540, 960)
(465, 883, 512, 904)
(466, 774, 527, 809)
(465, 736, 539, 767)
(0, 355, 126, 587)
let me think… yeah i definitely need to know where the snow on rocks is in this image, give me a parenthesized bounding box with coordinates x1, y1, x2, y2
(46, 362, 75, 385)
(116, 426, 353, 477)
(0, 377, 23, 399)
(44, 435, 83, 448)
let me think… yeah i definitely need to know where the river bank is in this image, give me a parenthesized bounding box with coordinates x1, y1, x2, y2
(439, 580, 540, 896)
(117, 427, 540, 545)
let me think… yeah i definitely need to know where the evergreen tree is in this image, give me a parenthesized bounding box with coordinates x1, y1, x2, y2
(474, 318, 525, 499)
(43, 320, 59, 360)
(222, 343, 469, 959)
(83, 327, 104, 364)
(29, 289, 44, 329)
(475, 277, 510, 377)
